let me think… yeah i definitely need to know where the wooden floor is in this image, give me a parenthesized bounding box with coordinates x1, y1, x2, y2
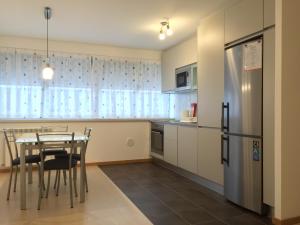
(0, 166, 152, 225)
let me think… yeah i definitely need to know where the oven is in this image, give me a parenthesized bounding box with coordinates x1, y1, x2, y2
(151, 122, 164, 159)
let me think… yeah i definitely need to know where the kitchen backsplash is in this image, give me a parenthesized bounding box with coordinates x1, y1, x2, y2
(169, 91, 197, 120)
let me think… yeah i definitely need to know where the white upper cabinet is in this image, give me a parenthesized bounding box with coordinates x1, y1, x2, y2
(178, 126, 198, 174)
(225, 0, 263, 44)
(197, 11, 224, 128)
(161, 35, 197, 92)
(264, 0, 275, 28)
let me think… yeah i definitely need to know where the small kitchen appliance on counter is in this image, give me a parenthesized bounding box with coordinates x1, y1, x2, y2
(180, 103, 197, 123)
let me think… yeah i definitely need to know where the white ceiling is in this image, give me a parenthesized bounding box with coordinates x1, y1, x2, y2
(0, 0, 237, 50)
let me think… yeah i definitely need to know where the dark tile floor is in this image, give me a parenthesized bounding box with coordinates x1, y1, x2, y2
(99, 163, 272, 225)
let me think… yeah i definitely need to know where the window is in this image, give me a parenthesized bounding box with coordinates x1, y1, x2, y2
(0, 48, 170, 119)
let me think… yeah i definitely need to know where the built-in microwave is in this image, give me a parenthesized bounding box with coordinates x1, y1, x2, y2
(175, 63, 197, 91)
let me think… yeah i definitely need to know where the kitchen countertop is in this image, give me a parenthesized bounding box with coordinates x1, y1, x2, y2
(0, 118, 198, 127)
(150, 119, 198, 127)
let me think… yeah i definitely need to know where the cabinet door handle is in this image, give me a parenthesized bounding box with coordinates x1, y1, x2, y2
(221, 135, 229, 165)
(221, 102, 229, 132)
(151, 130, 162, 135)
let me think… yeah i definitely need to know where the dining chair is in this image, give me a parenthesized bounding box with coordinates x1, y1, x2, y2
(3, 129, 41, 200)
(41, 125, 69, 187)
(56, 128, 91, 193)
(36, 132, 77, 209)
(75, 127, 91, 192)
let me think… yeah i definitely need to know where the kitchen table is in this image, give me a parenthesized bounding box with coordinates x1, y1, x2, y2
(16, 132, 89, 210)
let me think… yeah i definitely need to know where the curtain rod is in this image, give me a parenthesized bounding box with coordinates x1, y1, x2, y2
(0, 46, 161, 63)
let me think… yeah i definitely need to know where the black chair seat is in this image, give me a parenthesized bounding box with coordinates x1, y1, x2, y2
(43, 149, 67, 156)
(44, 158, 77, 171)
(56, 153, 81, 161)
(12, 155, 41, 166)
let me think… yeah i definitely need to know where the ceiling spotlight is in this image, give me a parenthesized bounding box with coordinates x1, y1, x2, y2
(158, 19, 173, 40)
(166, 24, 173, 36)
(159, 28, 166, 40)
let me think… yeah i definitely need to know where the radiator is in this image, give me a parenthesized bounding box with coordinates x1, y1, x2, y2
(0, 127, 44, 167)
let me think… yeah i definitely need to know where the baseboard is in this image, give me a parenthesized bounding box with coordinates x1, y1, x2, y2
(272, 216, 300, 225)
(153, 158, 224, 195)
(0, 167, 10, 173)
(0, 158, 153, 173)
(97, 158, 152, 166)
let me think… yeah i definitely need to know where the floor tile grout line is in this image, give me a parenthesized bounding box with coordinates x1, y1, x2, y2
(148, 164, 270, 225)
(100, 165, 269, 225)
(103, 166, 230, 225)
(100, 166, 194, 225)
(101, 166, 222, 225)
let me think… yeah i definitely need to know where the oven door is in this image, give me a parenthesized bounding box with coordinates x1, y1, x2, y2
(176, 71, 188, 88)
(151, 130, 163, 155)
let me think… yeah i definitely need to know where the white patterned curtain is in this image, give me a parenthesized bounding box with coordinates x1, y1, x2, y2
(0, 47, 170, 119)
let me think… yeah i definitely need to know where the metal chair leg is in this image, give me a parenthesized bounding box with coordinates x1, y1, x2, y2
(37, 164, 41, 187)
(46, 170, 51, 198)
(38, 166, 44, 210)
(53, 170, 58, 189)
(6, 166, 13, 200)
(63, 170, 67, 185)
(13, 166, 18, 192)
(84, 166, 88, 193)
(56, 170, 61, 196)
(69, 168, 73, 208)
(73, 167, 78, 197)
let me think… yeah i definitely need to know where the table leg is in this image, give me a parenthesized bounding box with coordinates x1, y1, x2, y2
(20, 144, 26, 210)
(28, 147, 32, 184)
(80, 142, 86, 203)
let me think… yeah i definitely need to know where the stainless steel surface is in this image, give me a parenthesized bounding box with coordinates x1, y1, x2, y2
(223, 134, 262, 213)
(224, 38, 262, 137)
(151, 122, 164, 156)
(223, 37, 264, 214)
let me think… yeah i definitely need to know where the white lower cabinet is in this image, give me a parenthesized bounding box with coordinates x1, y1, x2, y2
(197, 127, 224, 185)
(163, 124, 178, 166)
(178, 126, 198, 174)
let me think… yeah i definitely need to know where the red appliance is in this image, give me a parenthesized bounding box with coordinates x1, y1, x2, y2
(191, 103, 197, 117)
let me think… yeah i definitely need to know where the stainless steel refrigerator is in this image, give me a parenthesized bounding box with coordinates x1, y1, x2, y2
(222, 37, 265, 214)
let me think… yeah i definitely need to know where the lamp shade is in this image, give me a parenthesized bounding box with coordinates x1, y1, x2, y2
(166, 27, 173, 36)
(42, 65, 54, 80)
(159, 31, 166, 40)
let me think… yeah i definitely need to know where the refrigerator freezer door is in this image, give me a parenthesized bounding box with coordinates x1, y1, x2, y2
(224, 39, 262, 136)
(223, 134, 262, 214)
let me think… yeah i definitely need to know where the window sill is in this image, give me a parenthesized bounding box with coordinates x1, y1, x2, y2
(0, 118, 169, 123)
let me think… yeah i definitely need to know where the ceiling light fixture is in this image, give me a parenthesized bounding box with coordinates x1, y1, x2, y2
(42, 7, 54, 80)
(166, 23, 173, 36)
(158, 19, 173, 40)
(159, 28, 166, 40)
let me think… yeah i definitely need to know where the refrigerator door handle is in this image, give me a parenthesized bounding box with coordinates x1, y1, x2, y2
(221, 135, 229, 165)
(221, 102, 229, 132)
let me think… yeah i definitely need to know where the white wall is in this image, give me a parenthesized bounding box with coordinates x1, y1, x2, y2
(275, 0, 300, 220)
(0, 36, 161, 61)
(0, 120, 151, 167)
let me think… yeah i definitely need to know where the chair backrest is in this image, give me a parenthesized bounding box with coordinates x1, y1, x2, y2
(3, 129, 18, 163)
(36, 132, 75, 167)
(83, 127, 92, 149)
(41, 125, 68, 133)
